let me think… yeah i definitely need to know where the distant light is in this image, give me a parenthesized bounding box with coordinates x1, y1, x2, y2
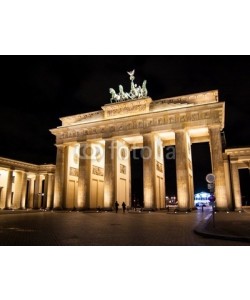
(226, 211, 229, 214)
(239, 211, 242, 213)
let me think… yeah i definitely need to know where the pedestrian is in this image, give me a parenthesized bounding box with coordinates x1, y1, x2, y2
(122, 201, 126, 213)
(115, 201, 119, 213)
(133, 199, 136, 211)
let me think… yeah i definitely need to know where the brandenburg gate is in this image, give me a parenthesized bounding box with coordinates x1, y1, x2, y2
(50, 71, 227, 211)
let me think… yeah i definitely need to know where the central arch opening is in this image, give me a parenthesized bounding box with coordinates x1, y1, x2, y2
(130, 149, 143, 209)
(164, 145, 177, 206)
(239, 169, 250, 206)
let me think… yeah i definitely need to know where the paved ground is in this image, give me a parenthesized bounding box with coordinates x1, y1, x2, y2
(0, 207, 250, 245)
(194, 208, 250, 242)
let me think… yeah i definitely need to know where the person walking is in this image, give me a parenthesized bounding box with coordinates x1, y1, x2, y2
(122, 201, 126, 213)
(115, 201, 119, 213)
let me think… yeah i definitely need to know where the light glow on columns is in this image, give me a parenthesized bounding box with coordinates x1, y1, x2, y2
(104, 188, 112, 207)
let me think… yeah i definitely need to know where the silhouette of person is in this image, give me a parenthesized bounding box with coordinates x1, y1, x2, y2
(115, 201, 119, 213)
(133, 199, 136, 211)
(122, 202, 126, 213)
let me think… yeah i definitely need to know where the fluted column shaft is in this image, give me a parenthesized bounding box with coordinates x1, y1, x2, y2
(77, 142, 91, 210)
(20, 172, 27, 209)
(175, 130, 190, 210)
(143, 133, 156, 210)
(104, 139, 116, 209)
(43, 173, 54, 209)
(231, 163, 242, 210)
(209, 126, 228, 210)
(5, 169, 13, 209)
(53, 145, 66, 209)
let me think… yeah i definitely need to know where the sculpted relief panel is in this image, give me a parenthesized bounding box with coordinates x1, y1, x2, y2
(57, 108, 222, 142)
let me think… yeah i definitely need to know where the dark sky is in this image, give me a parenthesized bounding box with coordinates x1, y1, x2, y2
(0, 56, 249, 195)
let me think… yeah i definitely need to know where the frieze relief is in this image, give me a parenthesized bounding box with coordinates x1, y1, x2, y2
(106, 104, 147, 117)
(120, 164, 126, 174)
(69, 167, 79, 177)
(57, 108, 221, 141)
(92, 166, 104, 177)
(156, 161, 163, 173)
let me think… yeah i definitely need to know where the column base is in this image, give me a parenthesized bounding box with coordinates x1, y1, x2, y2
(177, 207, 191, 212)
(53, 206, 63, 211)
(142, 207, 155, 212)
(3, 207, 12, 210)
(74, 207, 86, 211)
(234, 208, 242, 212)
(215, 207, 229, 212)
(102, 207, 113, 212)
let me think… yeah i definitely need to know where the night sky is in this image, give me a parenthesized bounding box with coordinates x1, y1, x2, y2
(1, 56, 249, 196)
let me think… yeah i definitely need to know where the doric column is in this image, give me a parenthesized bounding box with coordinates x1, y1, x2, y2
(156, 138, 166, 209)
(53, 144, 66, 209)
(13, 171, 25, 209)
(28, 177, 35, 208)
(209, 126, 228, 210)
(223, 154, 233, 210)
(104, 139, 116, 209)
(5, 169, 13, 209)
(175, 130, 190, 211)
(128, 148, 132, 208)
(45, 173, 54, 209)
(20, 172, 27, 209)
(77, 142, 91, 210)
(33, 174, 41, 209)
(231, 162, 242, 211)
(143, 133, 156, 210)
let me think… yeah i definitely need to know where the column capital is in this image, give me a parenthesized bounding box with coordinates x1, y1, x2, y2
(208, 124, 221, 130)
(104, 137, 116, 142)
(142, 132, 156, 138)
(14, 169, 26, 174)
(78, 141, 88, 146)
(46, 172, 54, 176)
(55, 144, 66, 149)
(175, 128, 187, 133)
(230, 160, 239, 165)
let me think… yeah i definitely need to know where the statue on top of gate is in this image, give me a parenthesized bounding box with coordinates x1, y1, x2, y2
(109, 70, 148, 103)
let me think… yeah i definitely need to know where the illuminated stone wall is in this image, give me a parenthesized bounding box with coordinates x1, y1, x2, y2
(116, 140, 130, 208)
(225, 148, 250, 211)
(0, 157, 55, 210)
(51, 90, 231, 211)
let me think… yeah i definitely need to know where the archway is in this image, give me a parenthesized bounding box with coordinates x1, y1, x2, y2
(130, 149, 143, 210)
(239, 169, 250, 206)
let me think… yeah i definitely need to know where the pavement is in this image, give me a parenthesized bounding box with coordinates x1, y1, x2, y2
(0, 207, 250, 245)
(194, 207, 250, 242)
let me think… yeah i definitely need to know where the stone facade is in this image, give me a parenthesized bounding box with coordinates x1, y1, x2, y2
(224, 148, 250, 211)
(50, 90, 233, 211)
(0, 157, 55, 210)
(1, 90, 248, 212)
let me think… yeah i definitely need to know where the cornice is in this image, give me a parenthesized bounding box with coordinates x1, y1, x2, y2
(0, 157, 55, 173)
